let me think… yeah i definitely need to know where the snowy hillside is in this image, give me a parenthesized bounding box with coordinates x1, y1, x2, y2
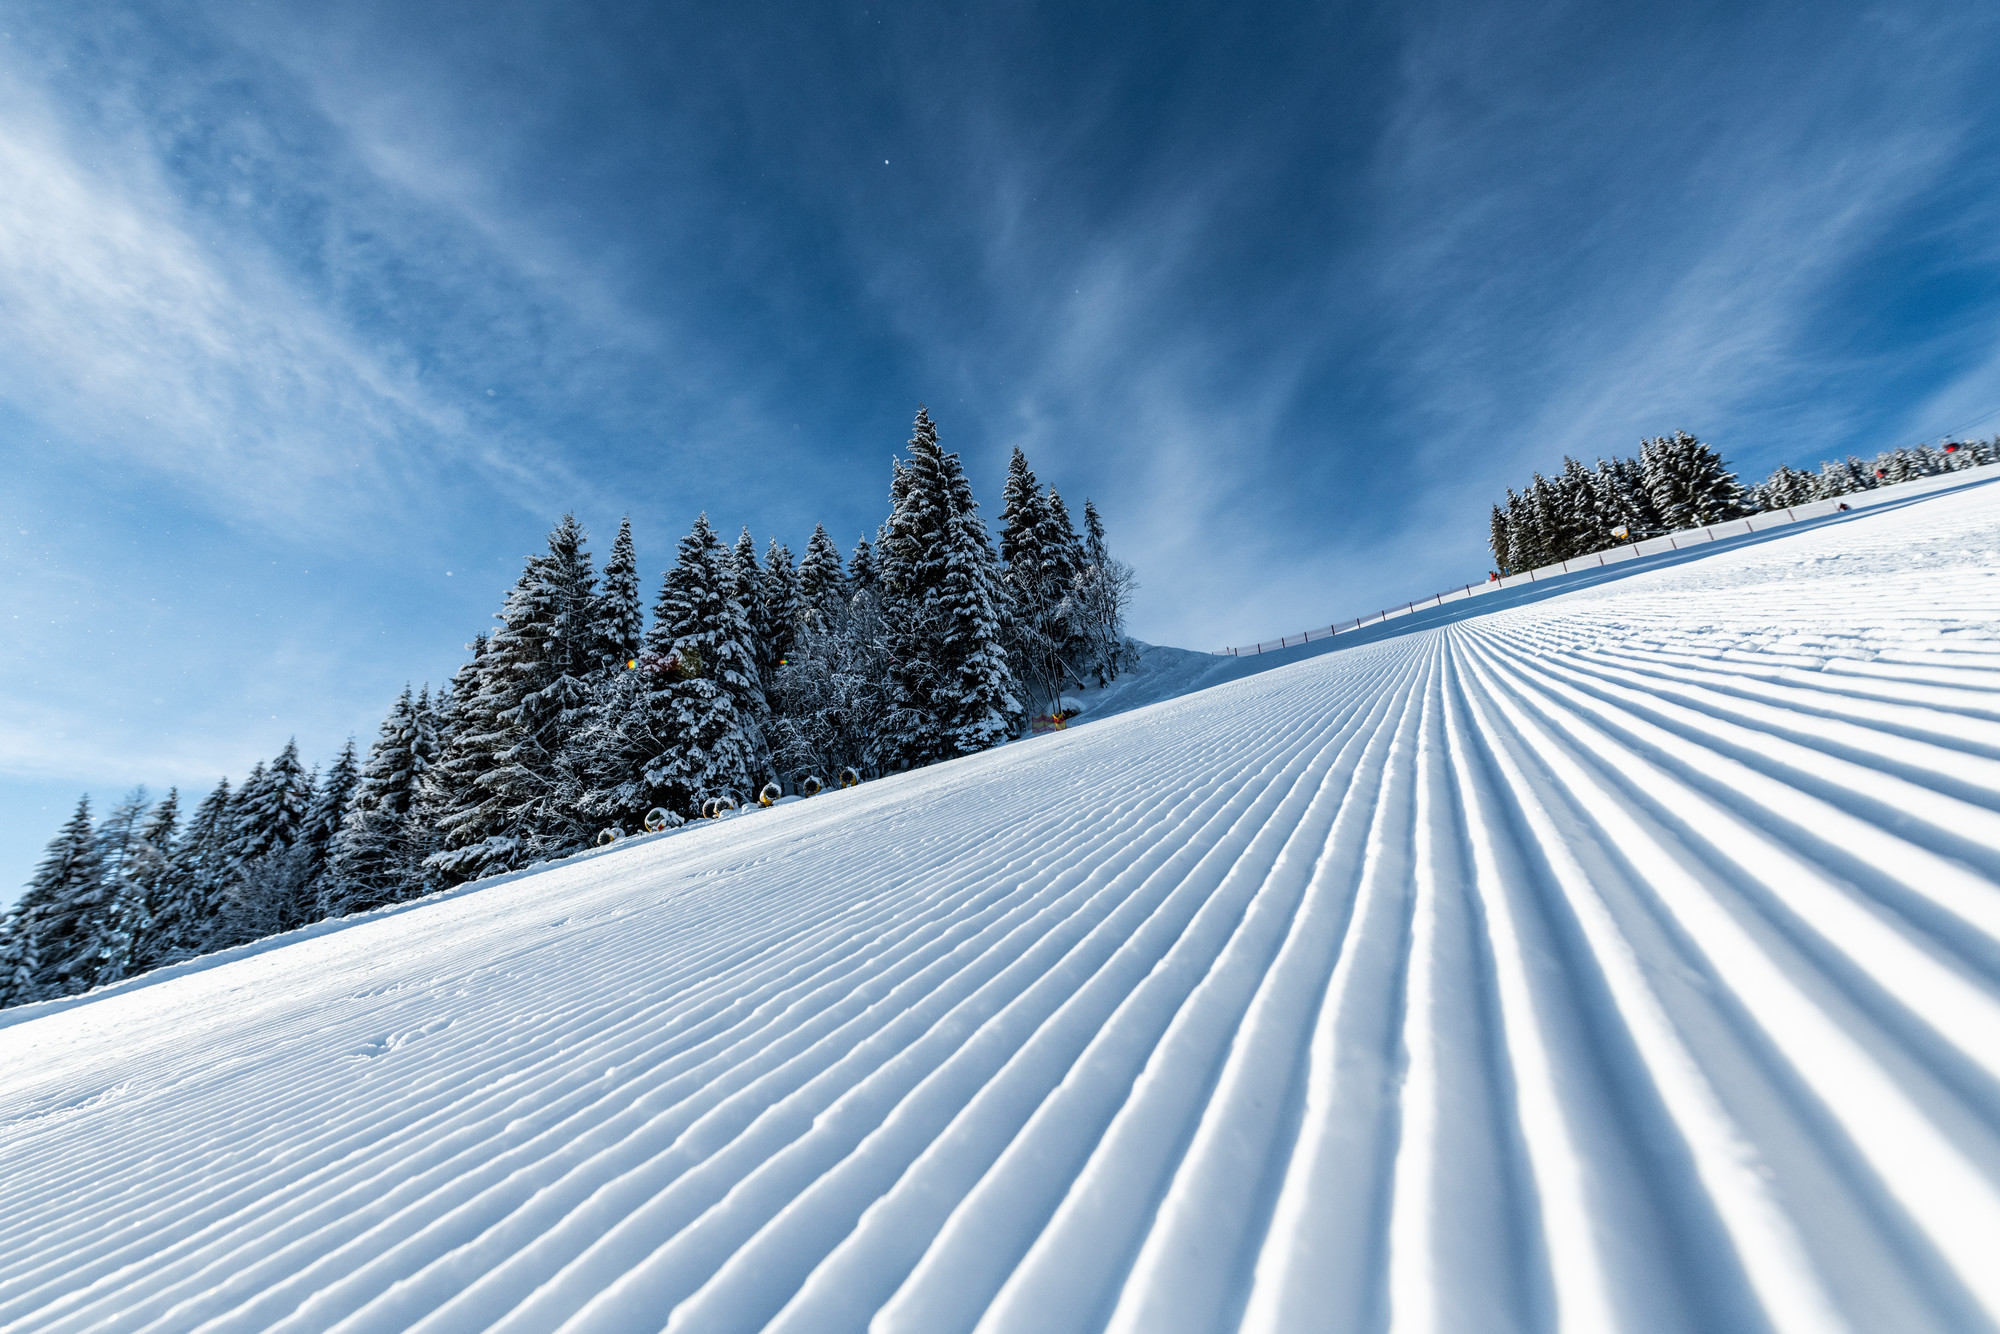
(6, 480, 2000, 1333)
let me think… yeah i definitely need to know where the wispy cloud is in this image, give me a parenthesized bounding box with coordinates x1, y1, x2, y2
(0, 65, 480, 531)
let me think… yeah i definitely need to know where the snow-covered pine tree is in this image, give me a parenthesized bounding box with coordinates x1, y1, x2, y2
(1753, 464, 1815, 511)
(1043, 489, 1084, 582)
(121, 787, 179, 972)
(14, 797, 106, 997)
(879, 407, 1021, 767)
(594, 517, 645, 674)
(77, 788, 155, 987)
(148, 778, 232, 962)
(209, 740, 316, 945)
(999, 448, 1051, 573)
(295, 741, 358, 916)
(225, 761, 266, 867)
(766, 572, 890, 784)
(497, 517, 602, 864)
(1831, 456, 1876, 497)
(755, 537, 803, 685)
(1039, 485, 1103, 687)
(1876, 448, 1919, 484)
(1601, 455, 1663, 540)
(432, 516, 604, 875)
(1502, 489, 1536, 572)
(730, 527, 763, 639)
(998, 449, 1066, 712)
(1643, 430, 1747, 529)
(0, 908, 38, 1009)
(567, 654, 663, 834)
(331, 686, 435, 914)
(849, 536, 878, 594)
(1558, 456, 1617, 557)
(639, 513, 766, 814)
(797, 524, 847, 622)
(1070, 496, 1134, 686)
(1083, 498, 1110, 568)
(424, 633, 510, 886)
(234, 740, 310, 865)
(1489, 504, 1511, 573)
(1527, 473, 1570, 562)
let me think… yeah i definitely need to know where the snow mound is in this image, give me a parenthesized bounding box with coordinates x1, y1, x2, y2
(6, 483, 2000, 1331)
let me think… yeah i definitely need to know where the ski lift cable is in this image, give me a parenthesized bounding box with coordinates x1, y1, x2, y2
(1929, 404, 2000, 445)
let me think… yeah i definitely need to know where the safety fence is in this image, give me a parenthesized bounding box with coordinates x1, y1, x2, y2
(1217, 460, 2000, 656)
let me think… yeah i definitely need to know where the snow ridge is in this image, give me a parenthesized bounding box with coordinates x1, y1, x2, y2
(5, 485, 2000, 1332)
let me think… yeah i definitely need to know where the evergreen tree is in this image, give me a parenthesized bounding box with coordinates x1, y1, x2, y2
(1070, 496, 1135, 686)
(595, 516, 645, 672)
(849, 536, 878, 593)
(755, 537, 803, 685)
(1526, 474, 1565, 563)
(0, 909, 39, 1009)
(123, 787, 179, 970)
(1753, 464, 1815, 511)
(568, 658, 668, 834)
(1558, 456, 1617, 556)
(331, 686, 434, 913)
(235, 740, 310, 865)
(999, 449, 1068, 711)
(430, 516, 603, 878)
(424, 634, 509, 885)
(149, 779, 232, 962)
(730, 527, 763, 633)
(767, 578, 891, 783)
(1043, 489, 1086, 585)
(222, 760, 268, 885)
(14, 797, 106, 996)
(80, 788, 154, 987)
(1488, 505, 1511, 574)
(1502, 489, 1537, 571)
(1083, 498, 1111, 568)
(798, 524, 847, 620)
(1643, 430, 1747, 529)
(640, 513, 765, 813)
(296, 741, 358, 907)
(999, 448, 1052, 573)
(879, 406, 1021, 767)
(1600, 456, 1663, 540)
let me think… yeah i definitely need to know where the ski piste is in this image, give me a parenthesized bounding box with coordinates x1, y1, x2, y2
(6, 479, 2000, 1332)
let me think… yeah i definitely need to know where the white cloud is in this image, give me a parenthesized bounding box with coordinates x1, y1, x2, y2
(0, 67, 482, 532)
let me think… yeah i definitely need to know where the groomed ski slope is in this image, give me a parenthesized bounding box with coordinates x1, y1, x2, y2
(7, 483, 2000, 1334)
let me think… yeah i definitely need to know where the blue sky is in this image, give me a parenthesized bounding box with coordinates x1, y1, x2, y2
(5, 0, 2000, 898)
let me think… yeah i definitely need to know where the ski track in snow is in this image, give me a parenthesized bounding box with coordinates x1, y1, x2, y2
(6, 486, 2000, 1333)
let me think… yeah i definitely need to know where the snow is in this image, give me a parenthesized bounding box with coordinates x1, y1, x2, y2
(7, 482, 2000, 1332)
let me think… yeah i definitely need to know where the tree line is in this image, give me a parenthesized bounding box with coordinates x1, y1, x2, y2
(1489, 430, 1998, 575)
(1, 407, 1134, 1008)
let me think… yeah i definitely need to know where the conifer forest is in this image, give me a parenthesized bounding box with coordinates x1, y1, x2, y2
(1486, 429, 1999, 575)
(1, 408, 1136, 1008)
